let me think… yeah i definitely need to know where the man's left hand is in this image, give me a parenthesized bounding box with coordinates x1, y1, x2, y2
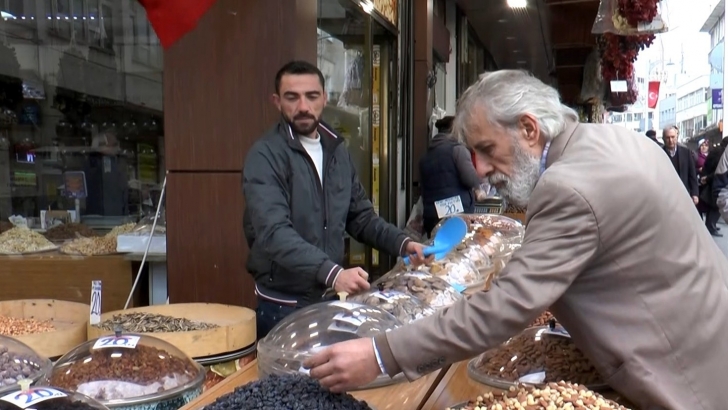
(405, 241, 430, 266)
(693, 196, 700, 205)
(304, 338, 381, 392)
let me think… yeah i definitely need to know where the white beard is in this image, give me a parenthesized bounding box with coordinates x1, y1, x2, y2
(488, 136, 542, 207)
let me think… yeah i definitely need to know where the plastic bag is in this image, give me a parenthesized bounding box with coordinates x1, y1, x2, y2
(132, 208, 166, 236)
(592, 0, 668, 35)
(403, 197, 425, 241)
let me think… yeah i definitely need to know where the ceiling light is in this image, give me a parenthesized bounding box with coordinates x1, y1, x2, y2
(507, 0, 527, 8)
(361, 0, 374, 14)
(506, 36, 516, 40)
(498, 18, 508, 23)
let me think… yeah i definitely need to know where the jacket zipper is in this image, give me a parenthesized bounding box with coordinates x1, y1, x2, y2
(301, 152, 330, 249)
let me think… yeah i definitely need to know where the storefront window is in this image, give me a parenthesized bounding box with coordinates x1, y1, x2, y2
(317, 0, 397, 276)
(0, 1, 163, 229)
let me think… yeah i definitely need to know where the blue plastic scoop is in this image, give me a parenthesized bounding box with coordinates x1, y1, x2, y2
(403, 216, 468, 265)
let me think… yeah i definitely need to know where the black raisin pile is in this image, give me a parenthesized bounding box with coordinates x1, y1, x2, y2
(0, 398, 99, 410)
(204, 374, 373, 410)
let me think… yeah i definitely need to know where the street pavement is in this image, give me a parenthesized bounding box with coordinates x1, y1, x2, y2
(713, 219, 728, 257)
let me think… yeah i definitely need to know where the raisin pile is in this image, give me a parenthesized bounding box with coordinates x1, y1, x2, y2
(204, 374, 372, 410)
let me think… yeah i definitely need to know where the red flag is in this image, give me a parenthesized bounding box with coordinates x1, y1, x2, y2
(138, 0, 217, 49)
(647, 81, 660, 109)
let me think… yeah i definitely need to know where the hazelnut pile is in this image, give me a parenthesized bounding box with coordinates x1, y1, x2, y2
(0, 316, 55, 336)
(530, 311, 555, 328)
(449, 382, 631, 410)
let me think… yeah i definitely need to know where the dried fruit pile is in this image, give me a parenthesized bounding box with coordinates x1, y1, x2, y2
(529, 311, 555, 328)
(0, 227, 56, 254)
(204, 374, 372, 410)
(0, 345, 45, 388)
(449, 382, 630, 410)
(44, 223, 98, 241)
(0, 316, 55, 336)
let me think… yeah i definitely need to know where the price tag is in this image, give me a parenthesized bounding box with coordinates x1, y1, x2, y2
(519, 371, 546, 384)
(610, 80, 628, 93)
(93, 335, 141, 350)
(89, 281, 102, 325)
(434, 195, 464, 219)
(0, 387, 67, 408)
(373, 290, 401, 302)
(332, 313, 364, 327)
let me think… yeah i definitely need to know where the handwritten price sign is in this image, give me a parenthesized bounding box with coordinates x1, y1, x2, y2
(0, 388, 67, 408)
(93, 335, 141, 350)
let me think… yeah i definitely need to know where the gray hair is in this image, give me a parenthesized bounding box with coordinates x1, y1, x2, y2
(453, 70, 578, 143)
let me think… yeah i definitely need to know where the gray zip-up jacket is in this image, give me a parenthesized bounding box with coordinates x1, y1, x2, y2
(243, 119, 411, 306)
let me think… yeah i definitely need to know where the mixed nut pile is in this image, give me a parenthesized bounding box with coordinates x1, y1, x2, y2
(94, 313, 218, 333)
(472, 328, 603, 387)
(59, 222, 136, 256)
(50, 345, 198, 401)
(0, 316, 55, 336)
(374, 272, 462, 309)
(449, 382, 630, 410)
(349, 289, 434, 324)
(0, 344, 45, 388)
(43, 223, 98, 242)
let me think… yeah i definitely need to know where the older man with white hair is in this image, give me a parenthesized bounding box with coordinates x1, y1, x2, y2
(304, 70, 728, 409)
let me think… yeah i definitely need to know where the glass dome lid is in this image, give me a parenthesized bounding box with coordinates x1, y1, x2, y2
(467, 325, 607, 390)
(257, 301, 404, 389)
(0, 335, 52, 396)
(0, 384, 108, 410)
(49, 332, 204, 406)
(349, 288, 435, 324)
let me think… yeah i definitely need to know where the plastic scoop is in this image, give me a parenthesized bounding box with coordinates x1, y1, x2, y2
(403, 216, 468, 265)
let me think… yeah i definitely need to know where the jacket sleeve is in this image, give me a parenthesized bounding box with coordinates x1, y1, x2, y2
(243, 143, 343, 288)
(373, 176, 600, 380)
(452, 145, 483, 189)
(345, 154, 410, 257)
(686, 149, 699, 197)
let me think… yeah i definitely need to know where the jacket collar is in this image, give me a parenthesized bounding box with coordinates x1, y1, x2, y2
(277, 116, 344, 153)
(545, 119, 580, 169)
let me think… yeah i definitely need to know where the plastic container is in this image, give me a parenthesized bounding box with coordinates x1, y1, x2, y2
(372, 271, 463, 309)
(257, 301, 404, 389)
(0, 385, 108, 410)
(466, 326, 607, 390)
(0, 336, 52, 396)
(349, 288, 435, 324)
(411, 253, 483, 292)
(49, 332, 205, 409)
(435, 214, 524, 246)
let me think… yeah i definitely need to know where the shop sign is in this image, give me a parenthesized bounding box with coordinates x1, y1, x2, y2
(713, 88, 723, 109)
(372, 0, 397, 26)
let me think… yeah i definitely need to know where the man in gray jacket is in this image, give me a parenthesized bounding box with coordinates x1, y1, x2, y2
(243, 61, 426, 339)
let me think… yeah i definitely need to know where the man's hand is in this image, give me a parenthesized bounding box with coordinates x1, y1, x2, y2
(693, 196, 700, 205)
(304, 338, 381, 392)
(405, 241, 431, 266)
(333, 268, 370, 294)
(701, 176, 708, 185)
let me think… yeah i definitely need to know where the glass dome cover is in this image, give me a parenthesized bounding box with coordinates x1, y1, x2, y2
(349, 288, 435, 324)
(257, 301, 404, 389)
(372, 271, 463, 309)
(454, 240, 493, 273)
(0, 335, 52, 396)
(434, 214, 524, 254)
(405, 252, 483, 292)
(0, 385, 108, 410)
(467, 325, 607, 390)
(49, 332, 204, 406)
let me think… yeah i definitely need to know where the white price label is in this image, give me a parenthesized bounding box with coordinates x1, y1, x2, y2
(89, 280, 102, 325)
(519, 371, 546, 384)
(434, 195, 464, 219)
(0, 388, 67, 408)
(93, 335, 141, 350)
(332, 313, 364, 327)
(373, 290, 400, 303)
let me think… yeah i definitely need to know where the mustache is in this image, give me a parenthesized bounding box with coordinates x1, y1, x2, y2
(294, 113, 316, 121)
(489, 174, 508, 185)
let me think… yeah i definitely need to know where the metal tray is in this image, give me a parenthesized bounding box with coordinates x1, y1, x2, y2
(0, 246, 59, 255)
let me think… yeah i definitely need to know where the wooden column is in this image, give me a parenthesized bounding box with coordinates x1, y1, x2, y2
(412, 0, 434, 192)
(163, 0, 317, 308)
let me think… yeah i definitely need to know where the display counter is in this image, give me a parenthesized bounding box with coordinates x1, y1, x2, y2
(0, 252, 132, 311)
(421, 361, 637, 409)
(179, 359, 446, 410)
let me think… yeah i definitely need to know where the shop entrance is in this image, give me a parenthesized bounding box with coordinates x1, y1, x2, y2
(317, 0, 398, 278)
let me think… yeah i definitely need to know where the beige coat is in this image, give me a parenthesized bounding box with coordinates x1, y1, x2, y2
(374, 121, 728, 409)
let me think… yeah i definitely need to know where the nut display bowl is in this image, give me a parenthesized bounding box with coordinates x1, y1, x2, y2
(50, 333, 205, 410)
(0, 335, 52, 396)
(257, 301, 406, 390)
(466, 326, 609, 391)
(348, 289, 435, 324)
(0, 386, 109, 410)
(372, 271, 464, 309)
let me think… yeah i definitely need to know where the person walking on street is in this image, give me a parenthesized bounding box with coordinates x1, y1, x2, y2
(662, 125, 699, 205)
